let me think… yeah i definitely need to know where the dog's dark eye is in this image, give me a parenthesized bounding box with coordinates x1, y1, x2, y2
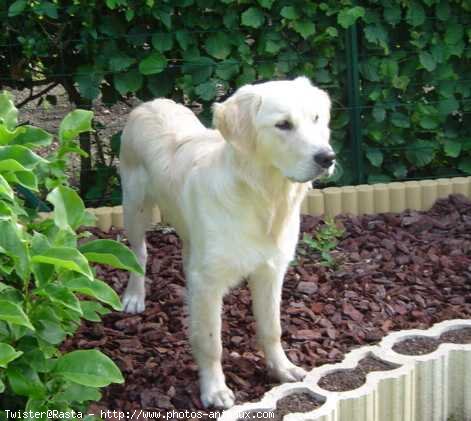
(275, 120, 293, 130)
(313, 114, 319, 123)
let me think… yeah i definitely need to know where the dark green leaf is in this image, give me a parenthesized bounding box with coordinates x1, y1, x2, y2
(114, 70, 143, 96)
(8, 0, 27, 17)
(293, 21, 316, 39)
(338, 6, 365, 28)
(139, 52, 168, 75)
(366, 148, 383, 167)
(419, 51, 437, 72)
(241, 7, 265, 28)
(204, 33, 232, 60)
(152, 33, 174, 52)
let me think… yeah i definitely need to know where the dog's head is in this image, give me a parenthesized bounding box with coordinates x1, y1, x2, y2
(213, 77, 334, 183)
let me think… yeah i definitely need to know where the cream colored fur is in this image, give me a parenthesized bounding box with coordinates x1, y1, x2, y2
(119, 77, 334, 409)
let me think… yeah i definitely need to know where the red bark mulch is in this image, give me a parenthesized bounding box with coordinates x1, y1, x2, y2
(63, 194, 471, 415)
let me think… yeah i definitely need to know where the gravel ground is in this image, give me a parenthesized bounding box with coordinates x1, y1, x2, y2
(62, 194, 471, 418)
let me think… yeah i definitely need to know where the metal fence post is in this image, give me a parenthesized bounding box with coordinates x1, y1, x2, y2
(345, 21, 364, 185)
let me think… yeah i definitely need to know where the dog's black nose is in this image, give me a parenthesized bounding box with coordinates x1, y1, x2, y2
(314, 151, 336, 168)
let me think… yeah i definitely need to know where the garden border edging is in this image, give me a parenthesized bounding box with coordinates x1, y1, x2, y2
(219, 319, 471, 421)
(38, 177, 471, 231)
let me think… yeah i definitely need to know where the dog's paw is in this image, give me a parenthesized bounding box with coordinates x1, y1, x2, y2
(270, 364, 307, 383)
(201, 384, 235, 409)
(121, 292, 145, 314)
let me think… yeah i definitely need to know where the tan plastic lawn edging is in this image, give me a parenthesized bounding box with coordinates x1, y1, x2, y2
(219, 319, 471, 421)
(38, 177, 471, 231)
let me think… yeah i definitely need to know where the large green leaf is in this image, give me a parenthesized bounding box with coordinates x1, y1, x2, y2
(0, 219, 30, 281)
(0, 343, 23, 367)
(36, 284, 83, 315)
(338, 6, 365, 28)
(114, 70, 143, 96)
(0, 145, 47, 169)
(47, 185, 85, 231)
(7, 364, 46, 398)
(405, 141, 436, 167)
(64, 276, 122, 311)
(55, 383, 102, 403)
(59, 110, 93, 143)
(79, 239, 144, 274)
(31, 247, 93, 280)
(139, 52, 168, 75)
(419, 51, 436, 72)
(0, 174, 13, 199)
(366, 148, 384, 167)
(0, 92, 18, 130)
(204, 33, 231, 60)
(241, 7, 265, 28)
(11, 126, 53, 148)
(54, 350, 124, 387)
(293, 21, 316, 39)
(0, 300, 34, 330)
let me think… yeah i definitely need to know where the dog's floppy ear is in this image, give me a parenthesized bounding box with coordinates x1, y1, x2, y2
(213, 87, 261, 154)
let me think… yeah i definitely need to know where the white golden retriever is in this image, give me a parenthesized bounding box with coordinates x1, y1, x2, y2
(119, 77, 335, 408)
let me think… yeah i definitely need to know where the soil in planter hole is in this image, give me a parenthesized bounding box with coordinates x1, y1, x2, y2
(239, 393, 322, 421)
(440, 327, 471, 344)
(392, 336, 440, 355)
(318, 356, 399, 392)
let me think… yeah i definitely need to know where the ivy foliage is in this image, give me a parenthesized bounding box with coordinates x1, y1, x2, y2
(0, 92, 143, 415)
(0, 0, 470, 186)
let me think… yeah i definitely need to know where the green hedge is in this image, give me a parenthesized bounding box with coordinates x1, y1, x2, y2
(1, 0, 470, 191)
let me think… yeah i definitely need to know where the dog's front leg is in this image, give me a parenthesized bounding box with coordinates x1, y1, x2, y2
(187, 276, 235, 409)
(249, 263, 307, 382)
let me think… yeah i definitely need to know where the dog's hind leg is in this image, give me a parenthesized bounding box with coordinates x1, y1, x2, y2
(121, 171, 152, 314)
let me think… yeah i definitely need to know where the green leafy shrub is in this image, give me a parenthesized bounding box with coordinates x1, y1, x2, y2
(0, 0, 470, 191)
(0, 92, 143, 416)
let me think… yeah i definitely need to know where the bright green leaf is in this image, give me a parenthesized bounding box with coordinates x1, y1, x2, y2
(47, 185, 85, 231)
(0, 92, 18, 130)
(79, 239, 144, 275)
(0, 343, 23, 367)
(32, 247, 93, 280)
(54, 350, 124, 387)
(59, 110, 93, 143)
(64, 276, 122, 311)
(0, 300, 34, 330)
